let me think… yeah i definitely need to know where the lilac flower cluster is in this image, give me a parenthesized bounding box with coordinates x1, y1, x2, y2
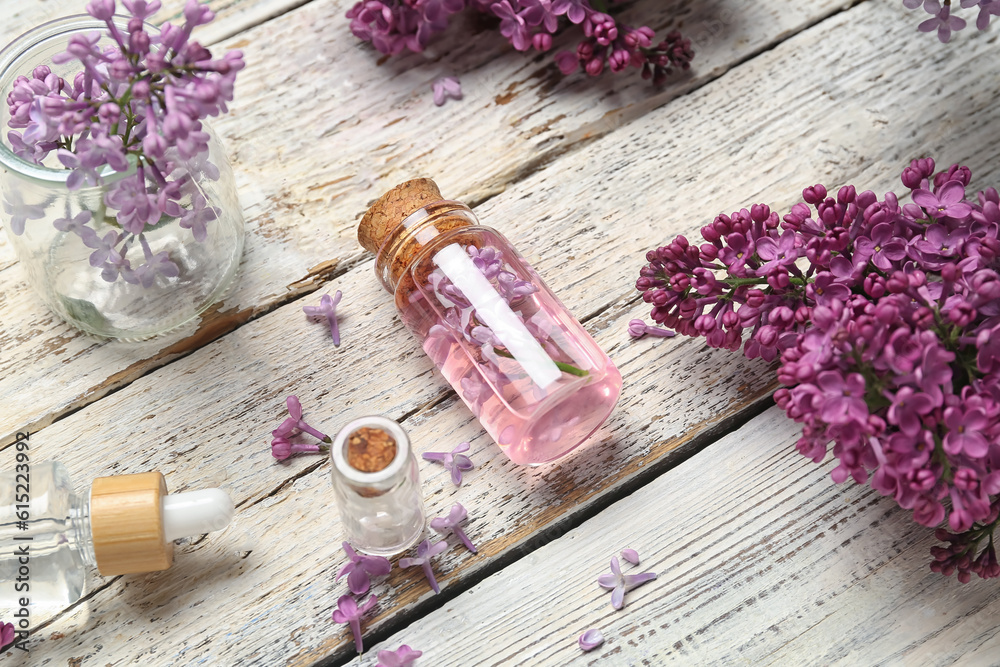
(345, 0, 692, 86)
(635, 158, 1000, 581)
(270, 395, 331, 460)
(4, 0, 243, 284)
(904, 0, 1000, 42)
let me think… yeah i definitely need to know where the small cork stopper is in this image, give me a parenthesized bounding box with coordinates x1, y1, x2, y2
(347, 426, 398, 473)
(90, 472, 174, 576)
(358, 178, 443, 253)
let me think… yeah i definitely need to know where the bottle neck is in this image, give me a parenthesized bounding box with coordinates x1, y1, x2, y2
(374, 200, 477, 293)
(71, 492, 96, 569)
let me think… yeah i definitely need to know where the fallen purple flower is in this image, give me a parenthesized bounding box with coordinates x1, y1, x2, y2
(337, 542, 392, 595)
(628, 319, 676, 339)
(422, 442, 474, 486)
(430, 503, 477, 553)
(0, 621, 15, 649)
(399, 539, 449, 593)
(621, 548, 640, 565)
(578, 628, 604, 652)
(270, 436, 323, 461)
(303, 290, 343, 346)
(376, 644, 423, 667)
(432, 76, 462, 106)
(332, 593, 378, 653)
(276, 395, 331, 443)
(597, 556, 657, 610)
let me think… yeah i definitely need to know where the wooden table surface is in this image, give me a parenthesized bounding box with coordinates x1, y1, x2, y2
(2, 0, 999, 664)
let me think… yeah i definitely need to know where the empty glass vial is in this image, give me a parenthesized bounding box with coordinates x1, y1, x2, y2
(0, 460, 234, 610)
(358, 179, 622, 466)
(330, 416, 425, 556)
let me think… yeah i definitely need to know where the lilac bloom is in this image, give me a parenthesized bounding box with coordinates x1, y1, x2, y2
(943, 406, 989, 457)
(303, 290, 343, 346)
(331, 594, 377, 653)
(918, 1, 967, 41)
(100, 247, 136, 284)
(178, 192, 218, 242)
(432, 76, 462, 107)
(755, 230, 798, 273)
(133, 250, 180, 288)
(422, 442, 474, 486)
(2, 189, 46, 235)
(337, 542, 392, 595)
(377, 645, 423, 667)
(270, 436, 322, 461)
(492, 0, 531, 51)
(815, 371, 868, 426)
(578, 628, 605, 652)
(597, 556, 657, 610)
(52, 211, 95, 244)
(274, 395, 331, 443)
(807, 273, 852, 305)
(430, 503, 477, 553)
(56, 149, 101, 190)
(628, 319, 676, 339)
(520, 0, 559, 32)
(0, 622, 14, 650)
(912, 180, 973, 219)
(885, 386, 936, 437)
(399, 539, 449, 593)
(718, 233, 754, 274)
(85, 230, 122, 267)
(854, 223, 906, 271)
(552, 0, 587, 23)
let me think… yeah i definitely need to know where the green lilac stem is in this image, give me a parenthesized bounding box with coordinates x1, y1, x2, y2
(493, 348, 589, 377)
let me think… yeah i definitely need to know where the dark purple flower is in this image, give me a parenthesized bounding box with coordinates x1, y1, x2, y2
(0, 622, 15, 650)
(551, 0, 587, 24)
(337, 542, 392, 594)
(912, 180, 973, 219)
(399, 539, 449, 593)
(270, 436, 322, 461)
(275, 395, 331, 443)
(493, 1, 531, 51)
(332, 594, 378, 653)
(422, 442, 474, 486)
(943, 405, 989, 457)
(597, 555, 657, 610)
(303, 290, 343, 346)
(628, 319, 676, 339)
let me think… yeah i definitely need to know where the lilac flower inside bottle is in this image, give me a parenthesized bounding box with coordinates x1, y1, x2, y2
(358, 179, 622, 465)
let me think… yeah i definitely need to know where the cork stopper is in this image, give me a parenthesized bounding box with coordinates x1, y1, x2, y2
(347, 426, 398, 473)
(358, 178, 443, 253)
(90, 472, 174, 576)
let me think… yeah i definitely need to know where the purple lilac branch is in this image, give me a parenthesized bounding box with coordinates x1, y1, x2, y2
(4, 0, 243, 285)
(345, 0, 692, 87)
(634, 157, 1000, 581)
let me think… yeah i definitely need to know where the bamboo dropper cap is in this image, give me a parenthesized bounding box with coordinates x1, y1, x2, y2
(90, 472, 174, 576)
(358, 178, 443, 253)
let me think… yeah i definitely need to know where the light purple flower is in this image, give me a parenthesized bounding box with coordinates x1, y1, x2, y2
(918, 1, 967, 41)
(337, 542, 392, 595)
(377, 645, 423, 667)
(274, 395, 331, 443)
(331, 593, 377, 653)
(270, 436, 322, 461)
(2, 190, 46, 235)
(551, 0, 587, 24)
(399, 539, 449, 593)
(430, 503, 477, 553)
(422, 442, 474, 486)
(303, 290, 343, 346)
(492, 1, 531, 51)
(597, 556, 657, 610)
(432, 76, 462, 106)
(578, 628, 604, 651)
(621, 548, 640, 565)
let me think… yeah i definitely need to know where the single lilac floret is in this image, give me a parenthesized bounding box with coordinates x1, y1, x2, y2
(270, 436, 322, 461)
(578, 628, 604, 651)
(621, 548, 640, 565)
(422, 442, 474, 486)
(430, 503, 477, 553)
(628, 319, 676, 339)
(376, 645, 423, 667)
(331, 593, 377, 653)
(277, 394, 331, 443)
(303, 290, 343, 346)
(432, 76, 462, 106)
(399, 539, 449, 593)
(337, 542, 392, 595)
(597, 556, 657, 610)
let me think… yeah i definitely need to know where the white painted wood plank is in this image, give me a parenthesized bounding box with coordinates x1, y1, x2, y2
(348, 407, 1000, 666)
(0, 0, 855, 445)
(5, 1, 1000, 664)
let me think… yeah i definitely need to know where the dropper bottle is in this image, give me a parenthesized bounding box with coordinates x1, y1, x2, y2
(0, 461, 234, 609)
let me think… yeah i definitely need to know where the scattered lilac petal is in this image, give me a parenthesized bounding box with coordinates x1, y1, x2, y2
(422, 442, 474, 486)
(332, 593, 378, 653)
(430, 503, 477, 553)
(598, 556, 657, 610)
(578, 628, 604, 651)
(432, 76, 462, 106)
(621, 548, 640, 565)
(377, 645, 423, 667)
(304, 290, 343, 346)
(399, 539, 449, 593)
(337, 542, 393, 595)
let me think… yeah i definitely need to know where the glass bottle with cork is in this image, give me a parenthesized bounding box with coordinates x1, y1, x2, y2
(358, 178, 622, 466)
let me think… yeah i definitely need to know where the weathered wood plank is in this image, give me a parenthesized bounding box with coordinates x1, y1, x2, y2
(344, 407, 1000, 666)
(0, 0, 855, 446)
(5, 1, 1000, 664)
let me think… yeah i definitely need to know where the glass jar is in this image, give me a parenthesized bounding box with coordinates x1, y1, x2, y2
(0, 16, 245, 340)
(359, 179, 623, 466)
(330, 416, 425, 556)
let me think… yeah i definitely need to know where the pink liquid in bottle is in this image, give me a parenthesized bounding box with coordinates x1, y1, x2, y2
(361, 179, 621, 465)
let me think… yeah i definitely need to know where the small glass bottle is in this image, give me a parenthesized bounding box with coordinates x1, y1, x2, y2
(358, 179, 623, 466)
(330, 416, 425, 556)
(0, 461, 234, 610)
